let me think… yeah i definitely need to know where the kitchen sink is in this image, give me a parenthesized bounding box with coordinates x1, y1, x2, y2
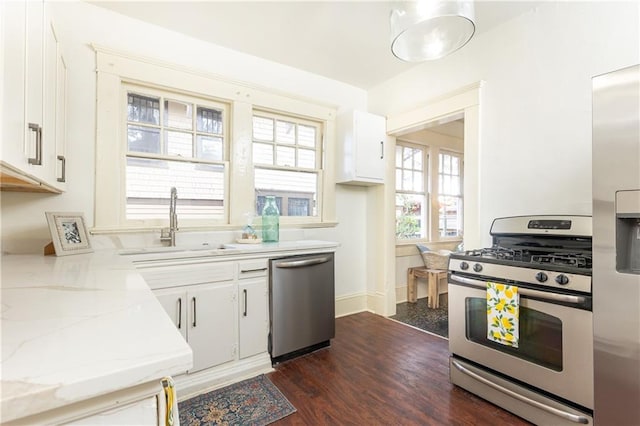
(118, 244, 239, 256)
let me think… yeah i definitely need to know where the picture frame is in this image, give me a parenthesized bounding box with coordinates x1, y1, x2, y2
(45, 212, 93, 256)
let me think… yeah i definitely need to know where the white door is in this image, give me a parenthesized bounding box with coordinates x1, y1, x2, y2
(187, 282, 236, 373)
(238, 278, 268, 359)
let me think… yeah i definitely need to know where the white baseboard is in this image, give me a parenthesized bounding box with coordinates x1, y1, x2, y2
(335, 292, 370, 317)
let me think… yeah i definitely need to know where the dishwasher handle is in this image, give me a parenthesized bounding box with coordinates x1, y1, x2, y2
(274, 255, 332, 269)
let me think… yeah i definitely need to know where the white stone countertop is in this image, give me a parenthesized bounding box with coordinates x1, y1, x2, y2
(0, 251, 193, 423)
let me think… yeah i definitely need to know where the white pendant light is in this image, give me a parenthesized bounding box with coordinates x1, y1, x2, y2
(390, 0, 476, 62)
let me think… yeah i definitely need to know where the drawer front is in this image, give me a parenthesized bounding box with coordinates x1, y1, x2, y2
(142, 262, 235, 289)
(237, 259, 269, 279)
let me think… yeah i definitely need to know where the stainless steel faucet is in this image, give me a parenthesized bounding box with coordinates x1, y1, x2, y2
(161, 187, 178, 246)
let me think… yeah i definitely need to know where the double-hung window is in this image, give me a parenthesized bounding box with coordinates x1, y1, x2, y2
(438, 151, 463, 237)
(124, 85, 229, 223)
(252, 111, 322, 218)
(395, 143, 427, 239)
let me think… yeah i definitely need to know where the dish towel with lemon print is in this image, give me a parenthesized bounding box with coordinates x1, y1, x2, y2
(487, 282, 519, 348)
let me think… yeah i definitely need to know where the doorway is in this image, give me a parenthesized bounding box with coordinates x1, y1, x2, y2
(380, 82, 482, 318)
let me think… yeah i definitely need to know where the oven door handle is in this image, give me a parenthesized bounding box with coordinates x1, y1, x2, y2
(449, 275, 590, 307)
(451, 360, 590, 424)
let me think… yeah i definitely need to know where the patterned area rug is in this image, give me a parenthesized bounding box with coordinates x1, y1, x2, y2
(179, 374, 296, 426)
(391, 295, 449, 338)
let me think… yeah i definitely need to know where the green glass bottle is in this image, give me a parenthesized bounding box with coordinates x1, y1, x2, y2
(261, 196, 280, 242)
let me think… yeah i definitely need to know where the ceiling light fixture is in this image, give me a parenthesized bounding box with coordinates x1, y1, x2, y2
(390, 0, 476, 62)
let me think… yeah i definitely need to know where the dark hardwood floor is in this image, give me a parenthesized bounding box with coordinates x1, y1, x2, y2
(268, 312, 531, 425)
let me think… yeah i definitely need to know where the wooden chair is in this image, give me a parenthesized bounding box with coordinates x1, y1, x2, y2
(407, 267, 448, 308)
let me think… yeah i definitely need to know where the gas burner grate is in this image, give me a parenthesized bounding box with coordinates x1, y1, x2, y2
(531, 253, 592, 268)
(464, 247, 527, 261)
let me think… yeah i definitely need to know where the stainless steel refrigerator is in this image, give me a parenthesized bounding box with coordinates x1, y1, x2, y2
(592, 64, 640, 425)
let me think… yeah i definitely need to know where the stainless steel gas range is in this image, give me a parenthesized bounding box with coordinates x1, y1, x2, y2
(448, 215, 593, 426)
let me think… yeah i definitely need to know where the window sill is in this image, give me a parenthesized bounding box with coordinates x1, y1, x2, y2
(90, 221, 339, 235)
(395, 239, 462, 257)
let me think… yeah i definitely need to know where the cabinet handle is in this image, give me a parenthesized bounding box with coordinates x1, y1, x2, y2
(28, 123, 42, 166)
(192, 297, 197, 327)
(240, 267, 268, 274)
(380, 140, 384, 160)
(243, 289, 248, 317)
(57, 155, 66, 182)
(177, 297, 182, 329)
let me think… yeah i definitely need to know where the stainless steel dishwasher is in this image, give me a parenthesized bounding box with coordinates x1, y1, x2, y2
(269, 252, 335, 363)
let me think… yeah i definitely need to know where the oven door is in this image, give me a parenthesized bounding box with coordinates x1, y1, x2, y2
(448, 274, 593, 410)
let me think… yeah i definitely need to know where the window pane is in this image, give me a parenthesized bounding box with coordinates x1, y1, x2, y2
(276, 120, 295, 145)
(253, 142, 273, 165)
(395, 193, 426, 239)
(288, 197, 310, 216)
(128, 94, 159, 125)
(254, 168, 317, 217)
(414, 148, 423, 169)
(442, 154, 451, 174)
(413, 171, 423, 192)
(452, 156, 460, 175)
(395, 146, 402, 168)
(298, 125, 316, 147)
(452, 176, 461, 196)
(126, 158, 225, 220)
(196, 135, 223, 161)
(164, 99, 192, 129)
(197, 106, 223, 134)
(298, 148, 315, 168)
(128, 125, 160, 154)
(403, 147, 413, 169)
(439, 195, 462, 237)
(395, 169, 402, 190)
(402, 169, 412, 190)
(253, 116, 273, 141)
(443, 175, 452, 194)
(276, 146, 295, 167)
(165, 130, 193, 158)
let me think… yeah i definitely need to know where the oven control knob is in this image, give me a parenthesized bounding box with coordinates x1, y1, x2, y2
(460, 261, 469, 270)
(555, 274, 570, 285)
(473, 263, 483, 272)
(535, 272, 548, 282)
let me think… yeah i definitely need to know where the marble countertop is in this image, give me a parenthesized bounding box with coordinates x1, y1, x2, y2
(0, 251, 193, 423)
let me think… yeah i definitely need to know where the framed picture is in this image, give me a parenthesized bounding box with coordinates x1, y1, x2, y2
(45, 212, 93, 256)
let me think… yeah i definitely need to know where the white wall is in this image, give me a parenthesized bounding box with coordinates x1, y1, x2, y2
(369, 1, 640, 247)
(0, 2, 369, 309)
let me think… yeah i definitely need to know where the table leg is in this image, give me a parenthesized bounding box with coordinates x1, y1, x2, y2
(428, 272, 439, 309)
(407, 268, 417, 303)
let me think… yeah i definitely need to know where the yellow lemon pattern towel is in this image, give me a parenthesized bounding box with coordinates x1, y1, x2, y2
(487, 282, 519, 348)
(162, 376, 179, 426)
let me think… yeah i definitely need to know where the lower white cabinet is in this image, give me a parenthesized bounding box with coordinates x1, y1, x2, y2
(65, 396, 158, 426)
(239, 277, 268, 359)
(155, 282, 236, 373)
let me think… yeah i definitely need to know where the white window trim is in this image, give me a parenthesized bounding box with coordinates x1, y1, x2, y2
(395, 140, 429, 241)
(93, 46, 337, 233)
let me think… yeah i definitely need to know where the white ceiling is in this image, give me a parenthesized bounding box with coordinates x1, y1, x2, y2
(90, 1, 538, 90)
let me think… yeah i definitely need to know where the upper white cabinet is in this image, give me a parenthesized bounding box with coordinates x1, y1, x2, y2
(1, 1, 67, 193)
(336, 110, 386, 186)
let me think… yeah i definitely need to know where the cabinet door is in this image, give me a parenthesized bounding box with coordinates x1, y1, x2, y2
(238, 277, 269, 359)
(2, 0, 27, 167)
(187, 283, 236, 373)
(42, 12, 58, 185)
(354, 110, 386, 181)
(25, 0, 44, 172)
(154, 288, 187, 342)
(55, 50, 67, 187)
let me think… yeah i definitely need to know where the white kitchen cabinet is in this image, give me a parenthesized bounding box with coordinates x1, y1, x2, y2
(155, 281, 236, 374)
(336, 110, 387, 186)
(0, 1, 66, 193)
(64, 396, 158, 426)
(238, 259, 269, 359)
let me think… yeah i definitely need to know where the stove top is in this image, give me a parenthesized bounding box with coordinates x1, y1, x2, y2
(456, 246, 592, 271)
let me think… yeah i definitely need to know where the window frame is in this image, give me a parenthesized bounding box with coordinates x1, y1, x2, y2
(93, 48, 337, 233)
(437, 150, 464, 239)
(395, 141, 429, 241)
(252, 109, 323, 222)
(394, 142, 464, 244)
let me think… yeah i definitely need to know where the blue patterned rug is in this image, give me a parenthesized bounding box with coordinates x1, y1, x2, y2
(179, 374, 296, 426)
